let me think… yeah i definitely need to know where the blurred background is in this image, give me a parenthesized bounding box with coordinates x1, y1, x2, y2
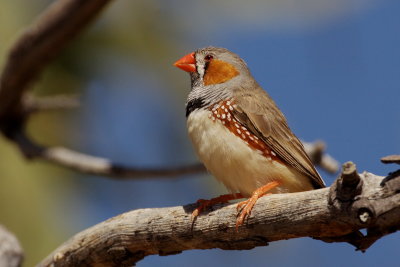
(1, 0, 399, 266)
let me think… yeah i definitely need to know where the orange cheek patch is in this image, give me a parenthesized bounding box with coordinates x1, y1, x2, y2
(203, 60, 239, 86)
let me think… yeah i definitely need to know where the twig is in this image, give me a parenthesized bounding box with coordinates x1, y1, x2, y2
(22, 94, 80, 113)
(13, 131, 206, 178)
(303, 140, 339, 173)
(381, 155, 400, 165)
(38, 162, 400, 266)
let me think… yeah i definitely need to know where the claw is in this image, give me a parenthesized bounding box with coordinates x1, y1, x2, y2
(236, 199, 248, 212)
(192, 199, 210, 218)
(191, 193, 244, 220)
(235, 181, 280, 231)
(191, 181, 280, 232)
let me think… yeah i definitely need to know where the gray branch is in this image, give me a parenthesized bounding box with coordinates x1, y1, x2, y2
(22, 94, 80, 113)
(0, 225, 24, 267)
(381, 154, 400, 165)
(13, 131, 205, 178)
(38, 162, 400, 266)
(303, 140, 339, 174)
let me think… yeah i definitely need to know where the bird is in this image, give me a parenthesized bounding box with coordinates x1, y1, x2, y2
(174, 47, 325, 229)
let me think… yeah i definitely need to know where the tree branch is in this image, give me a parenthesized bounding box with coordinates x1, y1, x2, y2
(0, 225, 24, 267)
(0, 0, 113, 131)
(38, 162, 400, 266)
(22, 94, 80, 113)
(13, 131, 205, 179)
(381, 155, 400, 165)
(303, 140, 339, 174)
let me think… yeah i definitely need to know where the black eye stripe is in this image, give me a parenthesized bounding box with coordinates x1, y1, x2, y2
(203, 54, 213, 72)
(204, 61, 210, 71)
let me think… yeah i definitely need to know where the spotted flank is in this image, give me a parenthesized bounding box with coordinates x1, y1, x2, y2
(209, 99, 281, 162)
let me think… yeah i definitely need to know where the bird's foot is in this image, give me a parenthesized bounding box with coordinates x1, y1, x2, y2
(236, 181, 280, 230)
(192, 193, 244, 218)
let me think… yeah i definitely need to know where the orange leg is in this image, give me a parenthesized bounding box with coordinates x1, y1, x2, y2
(236, 181, 280, 230)
(192, 193, 244, 218)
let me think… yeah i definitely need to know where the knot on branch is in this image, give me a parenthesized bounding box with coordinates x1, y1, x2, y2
(357, 208, 373, 224)
(352, 200, 376, 226)
(323, 162, 400, 252)
(329, 161, 363, 205)
(328, 162, 377, 227)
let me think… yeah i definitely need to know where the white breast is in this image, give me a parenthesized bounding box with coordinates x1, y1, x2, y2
(187, 109, 313, 197)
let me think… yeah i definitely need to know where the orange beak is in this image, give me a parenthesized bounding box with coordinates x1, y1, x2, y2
(174, 52, 196, 72)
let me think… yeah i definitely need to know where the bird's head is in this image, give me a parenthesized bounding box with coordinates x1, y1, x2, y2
(174, 47, 257, 111)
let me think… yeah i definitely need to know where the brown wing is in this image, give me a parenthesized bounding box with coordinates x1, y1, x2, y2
(233, 90, 325, 189)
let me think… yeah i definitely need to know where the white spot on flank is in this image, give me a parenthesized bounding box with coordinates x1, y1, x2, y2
(246, 131, 250, 136)
(236, 129, 241, 134)
(241, 134, 246, 139)
(234, 123, 240, 128)
(249, 136, 254, 141)
(221, 114, 226, 119)
(214, 110, 218, 114)
(217, 114, 220, 118)
(224, 108, 228, 112)
(227, 100, 231, 105)
(229, 106, 233, 111)
(271, 151, 276, 156)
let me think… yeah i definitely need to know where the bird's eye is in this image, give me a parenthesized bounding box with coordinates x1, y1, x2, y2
(204, 55, 213, 61)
